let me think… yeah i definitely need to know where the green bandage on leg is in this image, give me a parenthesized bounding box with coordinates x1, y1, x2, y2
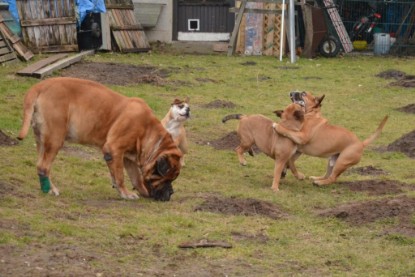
(39, 175, 51, 193)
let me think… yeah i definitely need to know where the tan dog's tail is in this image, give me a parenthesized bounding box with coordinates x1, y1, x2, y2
(17, 86, 40, 140)
(222, 114, 243, 123)
(362, 115, 389, 147)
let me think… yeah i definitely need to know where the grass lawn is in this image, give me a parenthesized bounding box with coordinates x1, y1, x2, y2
(0, 50, 414, 276)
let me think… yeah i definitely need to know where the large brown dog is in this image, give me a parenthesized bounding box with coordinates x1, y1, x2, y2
(18, 77, 182, 201)
(273, 91, 388, 186)
(161, 97, 190, 167)
(222, 103, 306, 191)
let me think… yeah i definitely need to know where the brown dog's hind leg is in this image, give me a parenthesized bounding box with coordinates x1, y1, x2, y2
(36, 135, 63, 196)
(313, 149, 361, 186)
(236, 145, 249, 166)
(310, 154, 339, 182)
(103, 148, 139, 200)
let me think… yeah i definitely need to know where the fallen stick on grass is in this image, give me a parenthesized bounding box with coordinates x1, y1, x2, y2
(178, 239, 232, 249)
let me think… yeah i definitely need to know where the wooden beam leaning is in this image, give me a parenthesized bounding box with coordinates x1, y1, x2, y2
(229, 7, 282, 14)
(228, 0, 248, 56)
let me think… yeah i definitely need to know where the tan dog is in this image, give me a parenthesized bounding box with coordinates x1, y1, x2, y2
(222, 103, 306, 191)
(18, 77, 182, 201)
(161, 97, 190, 166)
(273, 91, 388, 186)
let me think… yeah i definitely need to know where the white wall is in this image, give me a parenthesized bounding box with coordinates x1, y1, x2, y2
(132, 0, 173, 43)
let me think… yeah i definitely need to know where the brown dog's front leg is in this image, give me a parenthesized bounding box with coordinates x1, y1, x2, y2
(123, 157, 149, 197)
(103, 150, 139, 200)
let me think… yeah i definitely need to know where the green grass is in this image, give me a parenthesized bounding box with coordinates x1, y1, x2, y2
(0, 52, 414, 276)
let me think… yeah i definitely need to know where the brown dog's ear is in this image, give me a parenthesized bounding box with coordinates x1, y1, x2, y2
(293, 110, 305, 122)
(156, 156, 171, 176)
(184, 96, 190, 104)
(315, 94, 325, 107)
(273, 110, 283, 118)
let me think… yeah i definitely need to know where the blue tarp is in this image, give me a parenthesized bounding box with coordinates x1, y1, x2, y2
(76, 0, 106, 24)
(2, 0, 19, 23)
(2, 0, 106, 26)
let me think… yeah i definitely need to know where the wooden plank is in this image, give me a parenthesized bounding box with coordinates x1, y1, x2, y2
(32, 50, 95, 78)
(17, 53, 68, 76)
(229, 7, 281, 14)
(0, 52, 17, 63)
(111, 25, 143, 31)
(228, 0, 248, 56)
(20, 17, 77, 27)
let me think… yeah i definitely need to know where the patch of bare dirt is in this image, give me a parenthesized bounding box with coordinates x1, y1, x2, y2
(194, 195, 288, 220)
(202, 99, 237, 109)
(387, 130, 415, 158)
(60, 61, 171, 86)
(396, 103, 415, 114)
(205, 131, 239, 150)
(376, 69, 415, 87)
(60, 144, 101, 161)
(346, 165, 388, 176)
(318, 196, 415, 231)
(0, 130, 18, 146)
(339, 179, 411, 196)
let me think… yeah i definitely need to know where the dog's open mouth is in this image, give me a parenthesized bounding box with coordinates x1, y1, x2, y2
(289, 91, 305, 107)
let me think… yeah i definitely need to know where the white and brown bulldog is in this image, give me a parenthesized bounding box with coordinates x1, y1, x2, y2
(161, 97, 190, 166)
(18, 77, 182, 201)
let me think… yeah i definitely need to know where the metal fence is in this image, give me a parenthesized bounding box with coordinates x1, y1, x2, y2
(336, 0, 415, 55)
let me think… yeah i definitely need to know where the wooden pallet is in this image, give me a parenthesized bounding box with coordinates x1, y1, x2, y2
(106, 0, 150, 53)
(262, 2, 285, 56)
(0, 14, 33, 61)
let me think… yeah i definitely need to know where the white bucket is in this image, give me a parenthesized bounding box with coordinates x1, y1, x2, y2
(374, 33, 391, 55)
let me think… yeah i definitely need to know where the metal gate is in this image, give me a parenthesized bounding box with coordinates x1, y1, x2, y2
(16, 0, 78, 53)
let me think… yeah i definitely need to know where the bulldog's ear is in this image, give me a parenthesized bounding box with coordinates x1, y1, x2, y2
(184, 96, 190, 103)
(172, 99, 182, 106)
(273, 110, 283, 118)
(156, 156, 170, 176)
(294, 110, 305, 122)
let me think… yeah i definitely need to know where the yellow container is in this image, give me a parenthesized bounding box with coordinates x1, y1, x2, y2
(353, 40, 368, 50)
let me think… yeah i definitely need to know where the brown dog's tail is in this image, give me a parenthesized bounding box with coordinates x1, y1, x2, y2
(362, 115, 389, 147)
(222, 114, 243, 123)
(17, 86, 40, 140)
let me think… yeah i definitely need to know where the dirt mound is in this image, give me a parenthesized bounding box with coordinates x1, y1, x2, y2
(346, 165, 387, 176)
(340, 179, 410, 195)
(0, 130, 18, 146)
(318, 195, 415, 226)
(60, 61, 170, 86)
(396, 103, 415, 114)
(376, 70, 415, 87)
(194, 195, 288, 220)
(208, 131, 239, 150)
(202, 100, 237, 109)
(387, 130, 415, 158)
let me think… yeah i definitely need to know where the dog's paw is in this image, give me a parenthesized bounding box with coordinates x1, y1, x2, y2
(272, 122, 278, 129)
(121, 191, 140, 200)
(295, 172, 305, 180)
(271, 186, 280, 192)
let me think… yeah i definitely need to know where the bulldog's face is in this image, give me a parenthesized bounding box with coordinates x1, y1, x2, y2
(289, 91, 325, 113)
(171, 97, 190, 122)
(143, 154, 182, 201)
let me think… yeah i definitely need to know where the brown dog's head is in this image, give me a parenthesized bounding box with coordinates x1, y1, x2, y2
(143, 153, 182, 201)
(289, 91, 325, 113)
(273, 103, 305, 131)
